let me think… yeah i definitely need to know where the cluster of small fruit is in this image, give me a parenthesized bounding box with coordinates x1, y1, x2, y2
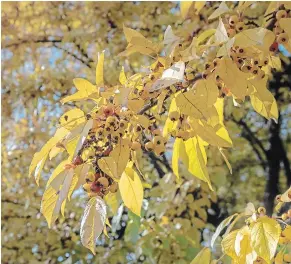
(224, 14, 248, 38)
(168, 111, 192, 141)
(273, 9, 290, 46)
(82, 171, 118, 198)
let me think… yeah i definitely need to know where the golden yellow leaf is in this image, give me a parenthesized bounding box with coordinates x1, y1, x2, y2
(59, 108, 85, 130)
(222, 230, 239, 261)
(250, 216, 281, 263)
(29, 127, 69, 178)
(216, 58, 249, 99)
(190, 247, 211, 264)
(172, 137, 188, 179)
(208, 2, 229, 20)
(61, 78, 97, 104)
(119, 66, 127, 85)
(249, 77, 278, 121)
(110, 138, 130, 178)
(175, 79, 218, 119)
(180, 1, 194, 19)
(184, 137, 213, 190)
(119, 167, 143, 216)
(41, 168, 74, 227)
(211, 213, 237, 248)
(98, 157, 118, 180)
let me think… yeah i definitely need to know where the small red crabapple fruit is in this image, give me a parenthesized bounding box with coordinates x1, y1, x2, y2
(73, 155, 83, 166)
(269, 42, 279, 52)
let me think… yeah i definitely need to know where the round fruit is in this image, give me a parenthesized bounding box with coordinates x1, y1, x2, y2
(119, 120, 128, 130)
(109, 182, 118, 193)
(83, 183, 91, 192)
(96, 128, 104, 137)
(257, 207, 266, 215)
(269, 42, 279, 52)
(235, 22, 245, 32)
(90, 182, 102, 193)
(251, 66, 259, 75)
(73, 156, 83, 166)
(131, 141, 141, 150)
(277, 33, 289, 44)
(153, 136, 164, 146)
(103, 105, 114, 117)
(169, 111, 180, 121)
(282, 213, 288, 221)
(276, 10, 287, 20)
(240, 65, 252, 73)
(97, 177, 109, 188)
(145, 141, 154, 151)
(229, 15, 239, 26)
(236, 47, 245, 55)
(275, 194, 282, 202)
(86, 172, 95, 183)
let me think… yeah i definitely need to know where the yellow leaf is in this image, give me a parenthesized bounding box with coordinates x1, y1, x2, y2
(190, 247, 211, 264)
(119, 167, 143, 216)
(194, 1, 206, 14)
(172, 138, 188, 179)
(274, 249, 284, 264)
(197, 29, 216, 45)
(163, 97, 178, 137)
(34, 155, 47, 186)
(175, 79, 218, 119)
(234, 28, 275, 53)
(110, 138, 130, 178)
(98, 157, 118, 180)
(189, 119, 232, 148)
(119, 66, 127, 85)
(216, 58, 249, 99)
(96, 51, 105, 86)
(41, 168, 74, 227)
(29, 127, 69, 178)
(185, 137, 213, 190)
(222, 230, 239, 261)
(211, 213, 237, 248)
(59, 108, 85, 130)
(180, 1, 194, 19)
(61, 78, 97, 104)
(249, 77, 278, 120)
(250, 216, 281, 263)
(128, 98, 145, 113)
(208, 2, 229, 20)
(80, 197, 106, 255)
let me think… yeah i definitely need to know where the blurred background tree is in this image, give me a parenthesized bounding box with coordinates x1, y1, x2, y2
(1, 2, 290, 264)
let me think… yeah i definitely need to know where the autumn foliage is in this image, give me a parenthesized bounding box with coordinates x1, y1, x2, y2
(6, 1, 291, 263)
